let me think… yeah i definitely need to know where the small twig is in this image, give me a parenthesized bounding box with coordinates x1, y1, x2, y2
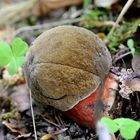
(112, 51, 131, 64)
(40, 114, 61, 128)
(29, 89, 37, 140)
(108, 0, 134, 36)
(13, 18, 117, 38)
(52, 128, 68, 135)
(56, 112, 65, 127)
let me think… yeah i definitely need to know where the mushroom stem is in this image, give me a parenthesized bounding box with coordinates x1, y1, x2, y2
(63, 73, 118, 128)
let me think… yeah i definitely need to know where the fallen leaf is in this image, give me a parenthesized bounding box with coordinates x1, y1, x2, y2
(120, 78, 140, 97)
(16, 132, 31, 139)
(119, 68, 140, 99)
(10, 84, 30, 112)
(2, 68, 25, 86)
(2, 120, 23, 135)
(40, 128, 68, 140)
(40, 133, 53, 140)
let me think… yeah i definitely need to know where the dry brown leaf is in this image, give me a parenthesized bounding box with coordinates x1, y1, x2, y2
(10, 84, 30, 112)
(40, 133, 53, 140)
(120, 78, 140, 95)
(40, 128, 68, 140)
(119, 69, 140, 99)
(2, 120, 24, 135)
(125, 78, 140, 92)
(16, 133, 31, 139)
(2, 68, 25, 86)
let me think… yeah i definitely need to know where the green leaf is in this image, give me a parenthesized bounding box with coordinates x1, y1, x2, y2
(114, 118, 140, 130)
(0, 38, 28, 75)
(120, 126, 137, 139)
(7, 57, 18, 75)
(127, 39, 136, 56)
(114, 118, 140, 139)
(127, 39, 134, 48)
(0, 41, 13, 66)
(7, 56, 24, 75)
(15, 56, 24, 67)
(11, 37, 28, 57)
(101, 117, 119, 133)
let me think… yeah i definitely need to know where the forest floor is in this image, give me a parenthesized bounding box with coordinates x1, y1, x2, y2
(0, 0, 140, 140)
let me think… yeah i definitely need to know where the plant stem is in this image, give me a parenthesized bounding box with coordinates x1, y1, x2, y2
(108, 0, 134, 36)
(29, 89, 37, 140)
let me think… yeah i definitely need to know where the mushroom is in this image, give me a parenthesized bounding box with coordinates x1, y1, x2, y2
(23, 25, 118, 128)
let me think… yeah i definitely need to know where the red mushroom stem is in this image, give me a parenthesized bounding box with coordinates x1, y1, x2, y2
(64, 73, 118, 128)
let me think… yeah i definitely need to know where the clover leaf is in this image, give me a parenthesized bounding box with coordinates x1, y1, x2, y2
(0, 41, 13, 66)
(0, 38, 29, 75)
(7, 56, 24, 74)
(120, 127, 137, 140)
(101, 117, 119, 133)
(114, 118, 140, 140)
(12, 37, 28, 57)
(101, 117, 140, 140)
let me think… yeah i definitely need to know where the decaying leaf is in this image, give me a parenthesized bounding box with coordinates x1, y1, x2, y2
(16, 133, 31, 139)
(2, 68, 25, 86)
(40, 128, 68, 140)
(119, 68, 140, 99)
(120, 77, 140, 99)
(10, 84, 30, 112)
(2, 120, 27, 135)
(40, 133, 53, 140)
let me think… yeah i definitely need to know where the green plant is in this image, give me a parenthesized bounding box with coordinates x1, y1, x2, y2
(83, 0, 92, 8)
(127, 38, 136, 56)
(81, 8, 108, 28)
(0, 38, 29, 74)
(83, 9, 107, 20)
(106, 19, 140, 51)
(101, 117, 140, 140)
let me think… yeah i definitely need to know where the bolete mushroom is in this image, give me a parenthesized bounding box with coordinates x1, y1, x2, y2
(24, 25, 118, 128)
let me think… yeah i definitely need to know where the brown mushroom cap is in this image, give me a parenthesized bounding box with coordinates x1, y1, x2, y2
(24, 25, 112, 111)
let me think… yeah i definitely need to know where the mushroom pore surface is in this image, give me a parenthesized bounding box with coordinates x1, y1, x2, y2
(24, 25, 112, 111)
